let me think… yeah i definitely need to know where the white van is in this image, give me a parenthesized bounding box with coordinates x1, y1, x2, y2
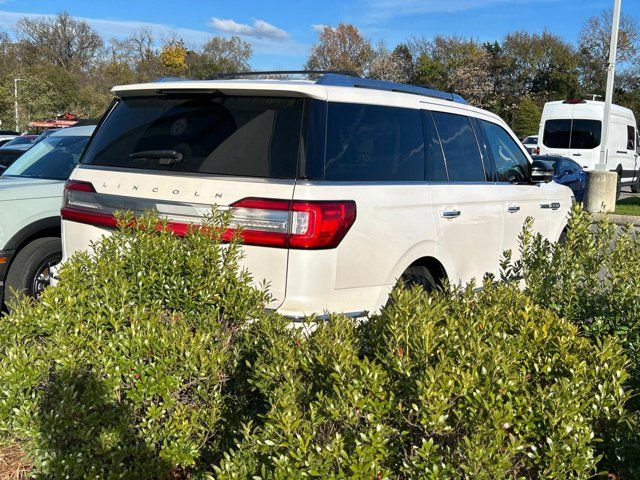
(538, 99, 640, 195)
(59, 73, 571, 318)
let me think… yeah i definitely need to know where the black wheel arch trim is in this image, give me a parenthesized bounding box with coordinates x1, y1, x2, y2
(4, 217, 61, 251)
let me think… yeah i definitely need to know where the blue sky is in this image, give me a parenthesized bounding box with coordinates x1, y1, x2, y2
(0, 0, 637, 70)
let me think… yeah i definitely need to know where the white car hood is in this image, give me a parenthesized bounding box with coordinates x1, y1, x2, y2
(0, 176, 65, 202)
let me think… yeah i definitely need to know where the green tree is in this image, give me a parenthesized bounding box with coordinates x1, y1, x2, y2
(502, 31, 580, 102)
(187, 36, 252, 79)
(511, 96, 541, 138)
(412, 36, 492, 107)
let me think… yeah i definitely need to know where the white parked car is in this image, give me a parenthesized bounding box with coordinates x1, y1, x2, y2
(59, 74, 571, 318)
(0, 130, 19, 149)
(538, 99, 640, 197)
(522, 135, 538, 155)
(0, 125, 95, 308)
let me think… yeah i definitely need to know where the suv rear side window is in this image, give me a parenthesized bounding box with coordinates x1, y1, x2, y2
(431, 111, 486, 182)
(324, 103, 424, 181)
(82, 95, 304, 178)
(481, 120, 530, 183)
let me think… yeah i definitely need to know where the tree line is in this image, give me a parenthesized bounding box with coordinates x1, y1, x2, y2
(0, 10, 638, 137)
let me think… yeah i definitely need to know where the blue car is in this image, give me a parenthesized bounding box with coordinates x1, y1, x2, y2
(532, 155, 587, 202)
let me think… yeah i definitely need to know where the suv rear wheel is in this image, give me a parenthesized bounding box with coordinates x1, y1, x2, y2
(399, 265, 437, 292)
(4, 237, 61, 310)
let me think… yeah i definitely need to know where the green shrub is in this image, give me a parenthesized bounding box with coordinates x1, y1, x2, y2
(501, 204, 640, 476)
(0, 211, 270, 478)
(216, 284, 629, 479)
(0, 206, 633, 478)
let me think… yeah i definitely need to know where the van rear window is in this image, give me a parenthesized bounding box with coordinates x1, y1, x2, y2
(82, 95, 304, 178)
(543, 119, 601, 149)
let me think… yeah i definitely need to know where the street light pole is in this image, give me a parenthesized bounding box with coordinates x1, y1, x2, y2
(597, 0, 622, 170)
(13, 78, 23, 133)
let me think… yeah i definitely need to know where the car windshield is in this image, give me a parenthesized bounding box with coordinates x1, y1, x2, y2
(523, 137, 537, 145)
(4, 136, 34, 146)
(2, 135, 90, 180)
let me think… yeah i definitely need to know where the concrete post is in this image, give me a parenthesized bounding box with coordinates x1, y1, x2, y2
(584, 170, 618, 213)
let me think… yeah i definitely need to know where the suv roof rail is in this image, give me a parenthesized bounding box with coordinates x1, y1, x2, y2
(316, 73, 468, 104)
(212, 70, 360, 80)
(154, 76, 192, 82)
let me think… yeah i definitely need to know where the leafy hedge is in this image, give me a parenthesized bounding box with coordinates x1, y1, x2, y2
(0, 207, 636, 478)
(217, 286, 629, 479)
(501, 205, 640, 476)
(0, 212, 270, 478)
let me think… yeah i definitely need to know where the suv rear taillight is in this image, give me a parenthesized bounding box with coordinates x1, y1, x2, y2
(61, 182, 356, 250)
(231, 198, 356, 249)
(61, 180, 120, 229)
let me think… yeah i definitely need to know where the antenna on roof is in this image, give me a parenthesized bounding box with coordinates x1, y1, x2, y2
(211, 70, 360, 80)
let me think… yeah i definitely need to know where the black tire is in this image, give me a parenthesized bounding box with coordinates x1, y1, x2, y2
(398, 265, 437, 292)
(616, 170, 622, 201)
(631, 173, 640, 194)
(4, 237, 61, 309)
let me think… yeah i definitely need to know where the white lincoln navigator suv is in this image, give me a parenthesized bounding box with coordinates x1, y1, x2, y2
(60, 73, 571, 318)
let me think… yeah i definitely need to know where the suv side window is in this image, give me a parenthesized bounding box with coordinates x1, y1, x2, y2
(421, 110, 448, 181)
(431, 111, 486, 182)
(480, 120, 530, 183)
(324, 103, 424, 181)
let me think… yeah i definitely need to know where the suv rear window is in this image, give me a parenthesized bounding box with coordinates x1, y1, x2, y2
(82, 95, 304, 178)
(543, 119, 601, 149)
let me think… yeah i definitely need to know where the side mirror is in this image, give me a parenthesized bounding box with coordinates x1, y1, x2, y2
(530, 160, 554, 183)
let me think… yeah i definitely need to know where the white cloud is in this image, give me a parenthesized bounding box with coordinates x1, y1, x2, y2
(209, 17, 289, 40)
(0, 10, 307, 57)
(311, 24, 328, 33)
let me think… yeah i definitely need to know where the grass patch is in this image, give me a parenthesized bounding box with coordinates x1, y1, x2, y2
(615, 196, 640, 216)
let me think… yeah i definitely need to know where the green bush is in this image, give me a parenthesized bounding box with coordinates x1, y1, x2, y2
(217, 284, 629, 479)
(0, 207, 634, 478)
(501, 204, 640, 476)
(0, 211, 270, 478)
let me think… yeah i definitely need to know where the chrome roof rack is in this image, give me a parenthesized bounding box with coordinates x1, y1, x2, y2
(316, 73, 467, 104)
(212, 70, 359, 79)
(206, 70, 467, 104)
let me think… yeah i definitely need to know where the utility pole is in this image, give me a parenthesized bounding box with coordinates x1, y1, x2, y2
(13, 78, 23, 133)
(597, 0, 622, 170)
(585, 0, 622, 213)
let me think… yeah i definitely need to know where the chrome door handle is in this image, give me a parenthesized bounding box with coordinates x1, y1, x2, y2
(441, 209, 461, 219)
(540, 202, 561, 210)
(506, 204, 520, 213)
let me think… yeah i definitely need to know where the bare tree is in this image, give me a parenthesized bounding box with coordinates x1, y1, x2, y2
(110, 28, 161, 81)
(305, 24, 374, 77)
(579, 9, 640, 93)
(16, 12, 103, 71)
